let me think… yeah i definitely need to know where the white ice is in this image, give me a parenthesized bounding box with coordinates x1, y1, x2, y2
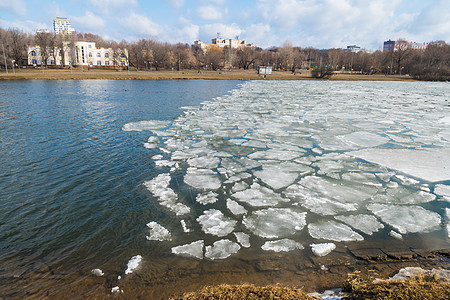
(184, 168, 222, 190)
(435, 184, 450, 202)
(334, 215, 384, 235)
(234, 232, 251, 248)
(146, 221, 172, 241)
(122, 120, 170, 131)
(253, 162, 312, 190)
(310, 243, 336, 257)
(350, 148, 450, 182)
(232, 183, 289, 207)
(125, 255, 142, 275)
(181, 219, 190, 233)
(367, 204, 441, 234)
(243, 208, 307, 238)
(196, 209, 237, 237)
(226, 199, 248, 216)
(91, 269, 104, 276)
(171, 240, 204, 259)
(261, 239, 304, 252)
(196, 191, 218, 205)
(445, 208, 450, 239)
(389, 230, 403, 240)
(205, 239, 241, 260)
(337, 131, 389, 148)
(308, 221, 364, 242)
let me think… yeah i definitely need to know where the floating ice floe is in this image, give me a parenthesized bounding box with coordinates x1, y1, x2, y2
(308, 221, 364, 242)
(187, 156, 220, 169)
(196, 191, 218, 205)
(435, 184, 450, 202)
(445, 208, 450, 239)
(389, 230, 403, 240)
(146, 222, 172, 241)
(171, 240, 204, 259)
(196, 209, 237, 237)
(334, 215, 384, 235)
(111, 286, 123, 293)
(337, 131, 389, 148)
(253, 162, 313, 190)
(370, 188, 436, 205)
(232, 183, 289, 207)
(350, 148, 450, 182)
(243, 208, 307, 238)
(181, 219, 190, 233)
(91, 268, 104, 276)
(261, 239, 304, 252)
(184, 168, 222, 190)
(310, 243, 336, 257)
(143, 173, 190, 215)
(234, 232, 250, 248)
(122, 120, 170, 131)
(125, 255, 142, 275)
(226, 199, 248, 216)
(367, 204, 441, 234)
(205, 239, 241, 260)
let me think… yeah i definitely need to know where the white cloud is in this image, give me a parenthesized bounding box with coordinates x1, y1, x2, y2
(90, 0, 138, 7)
(166, 0, 185, 8)
(118, 12, 162, 38)
(72, 11, 106, 32)
(197, 6, 223, 21)
(243, 23, 273, 48)
(0, 19, 47, 33)
(0, 1, 26, 16)
(200, 23, 242, 40)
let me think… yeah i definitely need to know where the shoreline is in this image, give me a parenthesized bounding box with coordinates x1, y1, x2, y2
(0, 69, 418, 81)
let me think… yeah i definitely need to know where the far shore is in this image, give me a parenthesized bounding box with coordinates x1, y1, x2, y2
(0, 68, 418, 81)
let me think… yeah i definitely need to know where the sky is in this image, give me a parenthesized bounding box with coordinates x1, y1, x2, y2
(1, 0, 449, 50)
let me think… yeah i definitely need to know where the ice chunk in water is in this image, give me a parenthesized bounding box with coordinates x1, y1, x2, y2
(337, 131, 389, 148)
(146, 222, 172, 241)
(232, 183, 289, 207)
(350, 148, 450, 182)
(122, 120, 170, 131)
(334, 215, 384, 235)
(181, 219, 190, 233)
(308, 221, 364, 242)
(243, 208, 307, 238)
(367, 204, 441, 234)
(232, 181, 249, 192)
(184, 168, 222, 190)
(389, 230, 403, 240)
(196, 209, 237, 237)
(187, 156, 220, 169)
(234, 232, 250, 248)
(111, 286, 123, 293)
(435, 184, 450, 202)
(226, 199, 248, 216)
(171, 240, 204, 259)
(310, 243, 336, 257)
(261, 239, 304, 252)
(91, 269, 104, 276)
(125, 255, 142, 274)
(445, 208, 450, 239)
(253, 162, 312, 190)
(371, 188, 436, 205)
(196, 191, 218, 205)
(284, 183, 358, 216)
(205, 239, 241, 260)
(248, 149, 303, 161)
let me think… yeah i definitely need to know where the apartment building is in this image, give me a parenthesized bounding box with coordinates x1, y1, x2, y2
(383, 40, 429, 51)
(194, 38, 255, 51)
(53, 17, 75, 35)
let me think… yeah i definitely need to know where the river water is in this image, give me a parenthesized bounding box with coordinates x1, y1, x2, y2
(1, 79, 449, 298)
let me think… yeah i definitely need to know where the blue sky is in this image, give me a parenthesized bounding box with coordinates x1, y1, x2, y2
(1, 0, 449, 50)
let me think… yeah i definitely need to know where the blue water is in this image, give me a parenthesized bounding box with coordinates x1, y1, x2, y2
(0, 80, 241, 278)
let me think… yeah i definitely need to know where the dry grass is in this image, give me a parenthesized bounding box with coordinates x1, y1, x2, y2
(171, 284, 315, 300)
(343, 272, 450, 300)
(0, 68, 416, 81)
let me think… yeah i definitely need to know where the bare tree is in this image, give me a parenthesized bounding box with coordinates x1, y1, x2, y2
(35, 31, 54, 68)
(7, 28, 28, 67)
(234, 47, 256, 70)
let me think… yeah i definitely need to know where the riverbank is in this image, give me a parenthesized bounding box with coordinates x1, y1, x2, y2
(0, 68, 417, 81)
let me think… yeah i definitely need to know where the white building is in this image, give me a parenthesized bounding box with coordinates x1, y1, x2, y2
(194, 38, 255, 51)
(53, 17, 75, 35)
(28, 41, 128, 67)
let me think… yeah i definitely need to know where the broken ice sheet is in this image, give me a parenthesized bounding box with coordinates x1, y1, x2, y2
(261, 239, 304, 252)
(146, 221, 172, 241)
(196, 209, 237, 237)
(205, 239, 241, 260)
(310, 243, 336, 257)
(171, 240, 204, 259)
(337, 131, 389, 148)
(308, 221, 364, 242)
(334, 215, 384, 235)
(371, 189, 436, 205)
(367, 204, 441, 234)
(253, 161, 313, 190)
(196, 191, 218, 205)
(226, 199, 248, 216)
(243, 208, 306, 238)
(125, 255, 142, 275)
(184, 168, 222, 190)
(435, 184, 450, 202)
(234, 232, 251, 248)
(122, 120, 170, 131)
(232, 183, 289, 207)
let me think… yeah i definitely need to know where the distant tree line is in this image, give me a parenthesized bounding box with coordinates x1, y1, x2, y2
(0, 27, 448, 80)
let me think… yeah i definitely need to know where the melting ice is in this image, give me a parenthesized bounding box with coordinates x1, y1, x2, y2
(126, 81, 449, 262)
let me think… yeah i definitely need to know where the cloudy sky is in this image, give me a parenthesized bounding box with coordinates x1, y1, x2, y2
(1, 0, 449, 50)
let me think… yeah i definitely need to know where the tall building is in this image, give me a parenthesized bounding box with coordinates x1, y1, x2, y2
(53, 17, 74, 35)
(383, 40, 428, 51)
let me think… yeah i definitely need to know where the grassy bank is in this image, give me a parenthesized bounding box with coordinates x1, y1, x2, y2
(0, 68, 416, 81)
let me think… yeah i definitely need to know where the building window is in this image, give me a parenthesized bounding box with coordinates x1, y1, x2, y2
(96, 53, 101, 57)
(97, 61, 101, 66)
(88, 44, 92, 48)
(89, 52, 93, 57)
(104, 53, 109, 58)
(32, 59, 37, 65)
(50, 60, 55, 65)
(31, 50, 36, 56)
(105, 61, 109, 66)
